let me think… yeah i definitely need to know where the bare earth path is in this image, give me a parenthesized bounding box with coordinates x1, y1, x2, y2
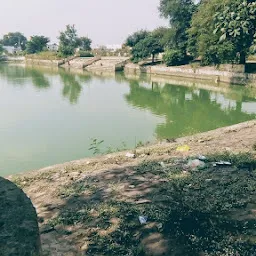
(10, 120, 256, 256)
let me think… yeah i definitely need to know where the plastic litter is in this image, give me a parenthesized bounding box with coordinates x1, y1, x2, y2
(138, 216, 148, 224)
(126, 153, 136, 158)
(157, 223, 163, 230)
(160, 162, 166, 168)
(176, 145, 190, 152)
(198, 155, 207, 161)
(186, 159, 206, 170)
(214, 161, 232, 166)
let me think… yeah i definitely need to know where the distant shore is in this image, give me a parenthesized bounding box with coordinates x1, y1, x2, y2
(2, 56, 256, 86)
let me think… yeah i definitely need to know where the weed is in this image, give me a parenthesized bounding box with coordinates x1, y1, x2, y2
(88, 138, 104, 155)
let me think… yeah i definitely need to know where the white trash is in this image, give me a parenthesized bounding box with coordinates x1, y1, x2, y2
(187, 159, 206, 170)
(138, 216, 148, 224)
(160, 162, 166, 168)
(126, 153, 136, 158)
(214, 161, 232, 166)
(198, 155, 207, 161)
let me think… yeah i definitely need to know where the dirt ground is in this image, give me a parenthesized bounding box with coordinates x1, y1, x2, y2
(10, 120, 256, 256)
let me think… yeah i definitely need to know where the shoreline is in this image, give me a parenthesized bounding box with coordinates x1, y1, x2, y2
(9, 119, 256, 255)
(2, 58, 256, 86)
(125, 63, 256, 86)
(9, 119, 256, 179)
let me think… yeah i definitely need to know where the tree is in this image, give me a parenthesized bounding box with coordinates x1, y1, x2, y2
(125, 30, 150, 47)
(131, 36, 164, 63)
(152, 27, 174, 49)
(214, 0, 256, 64)
(58, 25, 81, 56)
(2, 32, 27, 50)
(188, 0, 236, 65)
(79, 37, 92, 51)
(26, 36, 49, 54)
(0, 44, 3, 55)
(159, 0, 196, 52)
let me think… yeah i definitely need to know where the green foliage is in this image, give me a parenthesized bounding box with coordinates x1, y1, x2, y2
(151, 27, 174, 49)
(188, 0, 241, 65)
(131, 36, 164, 63)
(1, 32, 27, 50)
(79, 37, 92, 51)
(201, 41, 238, 66)
(163, 49, 188, 66)
(0, 44, 3, 54)
(58, 25, 81, 56)
(25, 51, 62, 60)
(159, 0, 196, 52)
(78, 51, 94, 57)
(189, 0, 256, 65)
(214, 0, 256, 64)
(26, 36, 49, 54)
(125, 30, 149, 47)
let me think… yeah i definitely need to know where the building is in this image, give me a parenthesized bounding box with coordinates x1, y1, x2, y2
(3, 46, 22, 54)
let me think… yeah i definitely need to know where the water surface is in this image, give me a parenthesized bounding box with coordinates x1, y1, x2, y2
(0, 64, 255, 175)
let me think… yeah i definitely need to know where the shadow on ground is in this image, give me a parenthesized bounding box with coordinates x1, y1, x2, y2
(23, 153, 256, 255)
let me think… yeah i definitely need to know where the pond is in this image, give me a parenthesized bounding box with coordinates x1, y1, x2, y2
(0, 64, 255, 176)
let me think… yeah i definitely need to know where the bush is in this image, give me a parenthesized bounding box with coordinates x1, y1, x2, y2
(26, 51, 62, 60)
(163, 49, 187, 66)
(79, 51, 94, 57)
(201, 41, 238, 66)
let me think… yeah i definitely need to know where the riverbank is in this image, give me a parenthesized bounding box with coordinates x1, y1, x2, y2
(3, 56, 256, 86)
(9, 120, 256, 256)
(125, 63, 256, 86)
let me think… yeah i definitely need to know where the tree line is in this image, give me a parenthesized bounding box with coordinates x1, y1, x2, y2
(1, 0, 255, 66)
(0, 25, 92, 57)
(125, 0, 256, 66)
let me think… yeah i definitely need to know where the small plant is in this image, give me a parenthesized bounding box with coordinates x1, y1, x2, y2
(136, 141, 145, 148)
(88, 138, 104, 155)
(116, 141, 128, 151)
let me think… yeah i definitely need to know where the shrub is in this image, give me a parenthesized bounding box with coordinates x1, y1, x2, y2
(26, 51, 62, 60)
(79, 51, 94, 57)
(163, 49, 187, 66)
(201, 41, 238, 66)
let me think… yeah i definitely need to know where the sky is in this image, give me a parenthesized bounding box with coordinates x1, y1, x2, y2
(0, 0, 168, 46)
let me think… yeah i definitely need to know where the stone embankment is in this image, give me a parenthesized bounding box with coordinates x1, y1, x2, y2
(125, 63, 256, 86)
(25, 56, 130, 71)
(84, 57, 129, 72)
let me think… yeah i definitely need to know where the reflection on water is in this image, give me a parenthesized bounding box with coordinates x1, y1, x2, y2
(125, 79, 256, 138)
(0, 64, 255, 175)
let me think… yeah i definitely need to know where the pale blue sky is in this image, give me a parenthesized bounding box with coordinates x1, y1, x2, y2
(0, 0, 168, 46)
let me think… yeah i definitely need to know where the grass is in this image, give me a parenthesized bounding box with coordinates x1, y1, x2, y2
(43, 152, 256, 255)
(26, 51, 62, 60)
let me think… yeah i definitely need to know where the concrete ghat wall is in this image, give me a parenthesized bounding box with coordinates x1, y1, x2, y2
(0, 177, 41, 256)
(125, 63, 256, 86)
(26, 58, 65, 67)
(0, 56, 25, 62)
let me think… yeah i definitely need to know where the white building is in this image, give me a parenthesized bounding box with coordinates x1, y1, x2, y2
(3, 46, 22, 54)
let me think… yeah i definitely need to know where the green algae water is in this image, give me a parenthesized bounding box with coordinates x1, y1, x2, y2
(0, 64, 255, 176)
